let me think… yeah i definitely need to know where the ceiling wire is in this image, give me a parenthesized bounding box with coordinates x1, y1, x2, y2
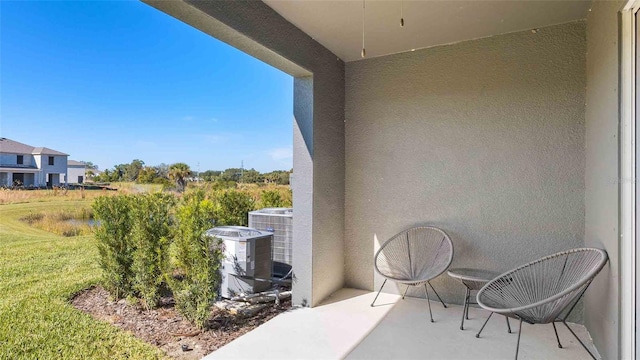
(361, 0, 366, 58)
(400, 0, 404, 27)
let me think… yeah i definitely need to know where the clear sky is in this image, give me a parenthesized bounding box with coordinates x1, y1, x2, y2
(0, 1, 293, 173)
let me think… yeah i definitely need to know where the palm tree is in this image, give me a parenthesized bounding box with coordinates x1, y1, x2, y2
(168, 163, 191, 192)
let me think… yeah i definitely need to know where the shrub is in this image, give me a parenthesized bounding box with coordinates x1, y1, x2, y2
(93, 195, 135, 299)
(131, 193, 176, 309)
(282, 188, 292, 207)
(167, 191, 223, 328)
(20, 212, 44, 224)
(258, 189, 286, 208)
(213, 189, 255, 226)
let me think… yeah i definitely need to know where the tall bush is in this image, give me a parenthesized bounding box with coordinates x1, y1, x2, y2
(213, 189, 255, 226)
(167, 191, 223, 328)
(93, 195, 135, 299)
(258, 189, 286, 208)
(131, 193, 176, 308)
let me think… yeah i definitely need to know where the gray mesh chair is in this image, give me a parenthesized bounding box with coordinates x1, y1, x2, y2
(371, 226, 454, 322)
(477, 248, 608, 360)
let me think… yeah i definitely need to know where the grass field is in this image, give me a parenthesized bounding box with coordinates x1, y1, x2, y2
(0, 182, 164, 205)
(0, 198, 164, 359)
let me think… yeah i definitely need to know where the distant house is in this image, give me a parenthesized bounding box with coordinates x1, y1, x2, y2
(66, 160, 86, 184)
(0, 138, 68, 187)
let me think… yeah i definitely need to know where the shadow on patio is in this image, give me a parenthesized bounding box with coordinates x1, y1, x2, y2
(204, 288, 597, 359)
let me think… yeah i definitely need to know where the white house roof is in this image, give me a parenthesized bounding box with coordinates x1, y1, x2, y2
(0, 138, 68, 156)
(67, 160, 86, 167)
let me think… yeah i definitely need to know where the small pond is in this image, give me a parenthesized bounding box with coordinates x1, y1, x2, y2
(66, 219, 100, 226)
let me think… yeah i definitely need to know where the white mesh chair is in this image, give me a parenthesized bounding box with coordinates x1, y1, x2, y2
(371, 226, 454, 322)
(476, 248, 608, 360)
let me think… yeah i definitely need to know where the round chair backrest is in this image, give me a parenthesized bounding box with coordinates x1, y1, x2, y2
(477, 248, 608, 324)
(374, 226, 454, 284)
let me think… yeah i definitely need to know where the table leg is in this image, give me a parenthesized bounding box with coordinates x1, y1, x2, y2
(460, 287, 470, 330)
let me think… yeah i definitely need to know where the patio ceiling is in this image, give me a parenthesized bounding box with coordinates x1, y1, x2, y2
(262, 0, 591, 61)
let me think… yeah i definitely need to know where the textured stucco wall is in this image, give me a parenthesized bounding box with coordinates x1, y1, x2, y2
(292, 76, 314, 306)
(0, 154, 36, 166)
(143, 0, 345, 307)
(584, 1, 624, 359)
(345, 22, 587, 307)
(66, 166, 85, 184)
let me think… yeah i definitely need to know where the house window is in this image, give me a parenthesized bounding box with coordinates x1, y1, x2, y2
(48, 156, 54, 166)
(17, 155, 23, 165)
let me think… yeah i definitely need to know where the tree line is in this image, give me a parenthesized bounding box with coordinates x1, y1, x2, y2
(90, 159, 291, 187)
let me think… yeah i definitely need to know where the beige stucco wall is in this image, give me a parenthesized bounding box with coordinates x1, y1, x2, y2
(584, 1, 625, 359)
(345, 22, 587, 306)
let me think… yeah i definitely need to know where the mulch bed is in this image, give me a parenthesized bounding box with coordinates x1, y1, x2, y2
(72, 286, 292, 359)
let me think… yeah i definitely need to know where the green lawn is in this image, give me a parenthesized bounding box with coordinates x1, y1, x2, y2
(0, 200, 164, 359)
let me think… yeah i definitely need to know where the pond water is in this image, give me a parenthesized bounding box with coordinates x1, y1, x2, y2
(66, 219, 100, 226)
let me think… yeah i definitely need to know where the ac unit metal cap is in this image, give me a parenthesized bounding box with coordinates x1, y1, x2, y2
(205, 226, 272, 239)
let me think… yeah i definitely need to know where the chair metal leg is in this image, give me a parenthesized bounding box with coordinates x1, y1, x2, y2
(465, 300, 470, 320)
(561, 321, 598, 360)
(370, 279, 387, 307)
(515, 318, 523, 360)
(460, 287, 470, 330)
(423, 284, 434, 323)
(552, 322, 563, 348)
(475, 311, 493, 338)
(401, 285, 410, 300)
(428, 281, 447, 308)
(505, 316, 512, 333)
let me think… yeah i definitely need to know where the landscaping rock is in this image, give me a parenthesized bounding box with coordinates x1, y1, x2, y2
(230, 290, 292, 305)
(214, 300, 268, 317)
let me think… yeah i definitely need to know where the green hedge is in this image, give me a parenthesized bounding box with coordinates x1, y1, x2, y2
(92, 186, 291, 327)
(167, 191, 223, 328)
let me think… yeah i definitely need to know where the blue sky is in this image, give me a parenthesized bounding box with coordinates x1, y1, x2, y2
(0, 1, 293, 173)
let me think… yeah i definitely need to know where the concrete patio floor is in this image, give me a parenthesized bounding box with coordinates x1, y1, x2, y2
(204, 288, 599, 360)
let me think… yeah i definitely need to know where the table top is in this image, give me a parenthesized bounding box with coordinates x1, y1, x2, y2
(447, 268, 500, 284)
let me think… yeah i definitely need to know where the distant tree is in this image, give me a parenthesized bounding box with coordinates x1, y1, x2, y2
(113, 164, 128, 181)
(137, 166, 159, 184)
(81, 161, 98, 171)
(169, 163, 191, 192)
(199, 168, 292, 185)
(278, 171, 290, 185)
(155, 163, 169, 179)
(125, 159, 145, 182)
(264, 170, 290, 185)
(220, 168, 242, 182)
(240, 168, 261, 183)
(93, 169, 107, 182)
(200, 170, 221, 182)
(95, 169, 118, 182)
(80, 162, 98, 181)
